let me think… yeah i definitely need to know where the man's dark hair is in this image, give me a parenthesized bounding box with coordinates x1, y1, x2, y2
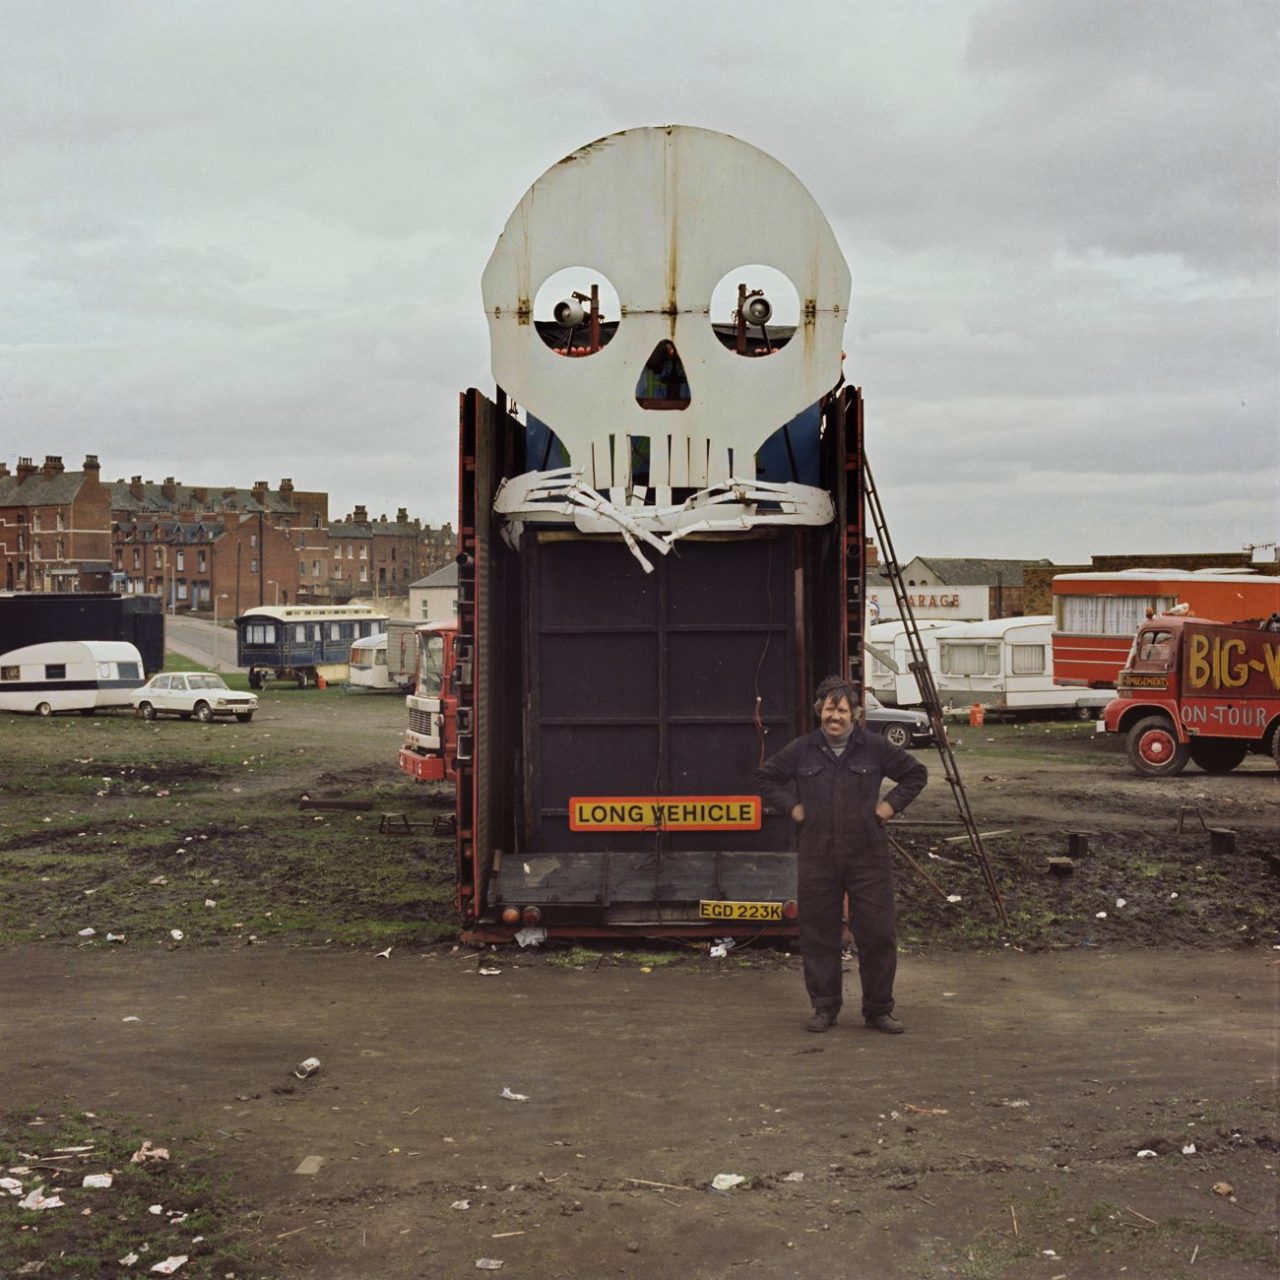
(813, 674, 859, 717)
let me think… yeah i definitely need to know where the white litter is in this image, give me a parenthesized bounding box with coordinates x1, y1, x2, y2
(149, 1203, 164, 1214)
(1095, 911, 1107, 919)
(106, 932, 126, 943)
(1, 1176, 24, 1195)
(476, 1261, 504, 1271)
(119, 1254, 139, 1267)
(19, 1186, 64, 1210)
(1136, 1149, 1158, 1159)
(122, 1016, 141, 1022)
(478, 967, 502, 976)
(451, 1199, 471, 1210)
(1182, 1143, 1197, 1155)
(946, 895, 963, 904)
(500, 1088, 529, 1103)
(711, 1173, 745, 1190)
(1115, 898, 1127, 909)
(150, 1257, 188, 1275)
(204, 899, 216, 908)
(82, 1173, 113, 1188)
(782, 1171, 805, 1182)
(294, 1057, 321, 1079)
(169, 929, 183, 941)
(78, 927, 96, 937)
(130, 1142, 169, 1165)
(375, 947, 393, 958)
(514, 927, 547, 948)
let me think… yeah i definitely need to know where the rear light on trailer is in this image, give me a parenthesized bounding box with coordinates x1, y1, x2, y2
(521, 906, 541, 926)
(782, 899, 799, 921)
(500, 906, 521, 925)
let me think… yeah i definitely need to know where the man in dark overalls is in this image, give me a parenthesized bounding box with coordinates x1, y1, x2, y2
(756, 675, 927, 1033)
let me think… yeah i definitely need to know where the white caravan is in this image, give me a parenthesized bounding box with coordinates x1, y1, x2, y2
(346, 634, 402, 692)
(933, 616, 1114, 718)
(864, 619, 964, 706)
(0, 640, 146, 716)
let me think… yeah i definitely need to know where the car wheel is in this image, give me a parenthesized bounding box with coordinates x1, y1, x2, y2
(883, 723, 911, 749)
(235, 711, 254, 722)
(194, 701, 213, 723)
(1189, 739, 1248, 774)
(1126, 715, 1189, 777)
(36, 701, 53, 718)
(139, 702, 157, 720)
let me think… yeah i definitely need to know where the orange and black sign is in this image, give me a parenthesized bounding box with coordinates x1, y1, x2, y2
(569, 795, 763, 832)
(1119, 672, 1169, 689)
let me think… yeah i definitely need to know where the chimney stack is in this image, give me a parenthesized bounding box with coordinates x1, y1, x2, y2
(16, 457, 36, 483)
(130, 475, 146, 500)
(161, 476, 178, 502)
(42, 455, 64, 478)
(353, 504, 369, 525)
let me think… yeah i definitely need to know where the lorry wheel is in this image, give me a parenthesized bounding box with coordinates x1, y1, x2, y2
(194, 701, 213, 723)
(36, 701, 53, 718)
(1127, 716, 1190, 776)
(1188, 739, 1248, 774)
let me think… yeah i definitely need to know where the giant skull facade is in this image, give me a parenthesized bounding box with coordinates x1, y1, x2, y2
(481, 126, 851, 493)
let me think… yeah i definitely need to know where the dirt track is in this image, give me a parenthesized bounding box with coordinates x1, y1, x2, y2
(3, 944, 1276, 1278)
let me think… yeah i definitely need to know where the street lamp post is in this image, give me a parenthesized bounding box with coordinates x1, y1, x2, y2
(213, 591, 229, 628)
(267, 580, 280, 605)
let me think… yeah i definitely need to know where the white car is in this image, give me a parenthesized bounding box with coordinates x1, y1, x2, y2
(130, 672, 258, 723)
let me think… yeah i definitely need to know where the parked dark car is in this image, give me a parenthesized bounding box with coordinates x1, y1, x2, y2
(865, 692, 935, 749)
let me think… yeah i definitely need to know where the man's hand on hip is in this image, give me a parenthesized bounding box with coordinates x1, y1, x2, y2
(875, 801, 895, 825)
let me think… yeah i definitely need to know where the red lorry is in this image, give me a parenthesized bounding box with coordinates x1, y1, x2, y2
(397, 618, 460, 784)
(1101, 615, 1280, 775)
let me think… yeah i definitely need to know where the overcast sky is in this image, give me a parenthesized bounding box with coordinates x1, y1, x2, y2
(3, 0, 1276, 563)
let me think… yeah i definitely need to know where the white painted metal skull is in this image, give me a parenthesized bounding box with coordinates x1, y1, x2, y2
(482, 126, 851, 493)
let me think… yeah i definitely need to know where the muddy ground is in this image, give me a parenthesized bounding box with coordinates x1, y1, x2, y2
(1, 694, 1277, 1278)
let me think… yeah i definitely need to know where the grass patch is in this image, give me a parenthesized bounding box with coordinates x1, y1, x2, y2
(0, 1109, 255, 1277)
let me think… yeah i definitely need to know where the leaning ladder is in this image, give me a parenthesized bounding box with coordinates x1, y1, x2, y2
(863, 456, 1008, 925)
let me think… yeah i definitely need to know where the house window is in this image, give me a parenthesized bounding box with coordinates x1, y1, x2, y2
(56, 539, 64, 558)
(312, 559, 320, 576)
(32, 513, 41, 531)
(133, 548, 141, 569)
(359, 545, 368, 559)
(56, 511, 65, 530)
(250, 533, 258, 548)
(250, 558, 258, 574)
(197, 551, 206, 572)
(33, 540, 41, 560)
(300, 560, 307, 577)
(176, 550, 185, 570)
(154, 548, 163, 568)
(346, 544, 354, 559)
(17, 534, 24, 552)
(359, 565, 368, 582)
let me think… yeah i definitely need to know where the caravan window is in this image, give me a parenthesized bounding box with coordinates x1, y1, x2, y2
(44, 664, 67, 680)
(1010, 644, 1046, 675)
(1, 666, 18, 681)
(245, 623, 276, 644)
(941, 643, 1000, 677)
(119, 662, 141, 680)
(294, 624, 309, 642)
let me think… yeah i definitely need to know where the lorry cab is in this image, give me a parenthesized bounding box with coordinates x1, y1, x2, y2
(398, 618, 459, 783)
(1103, 615, 1280, 775)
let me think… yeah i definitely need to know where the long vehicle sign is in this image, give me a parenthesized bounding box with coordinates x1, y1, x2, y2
(569, 796, 762, 832)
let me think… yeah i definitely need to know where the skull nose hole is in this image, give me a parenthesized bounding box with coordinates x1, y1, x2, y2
(636, 340, 690, 410)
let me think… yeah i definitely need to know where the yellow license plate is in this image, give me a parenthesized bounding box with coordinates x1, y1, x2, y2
(698, 899, 783, 922)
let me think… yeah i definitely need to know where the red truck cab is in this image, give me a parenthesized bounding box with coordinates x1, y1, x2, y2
(1102, 615, 1280, 775)
(398, 619, 460, 784)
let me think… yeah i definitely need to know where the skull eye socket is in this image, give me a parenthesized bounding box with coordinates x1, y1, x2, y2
(710, 266, 800, 356)
(534, 268, 621, 356)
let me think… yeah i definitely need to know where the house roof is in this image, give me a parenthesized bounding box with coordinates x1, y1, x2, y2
(911, 557, 1054, 587)
(409, 562, 458, 589)
(108, 479, 296, 517)
(0, 470, 87, 508)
